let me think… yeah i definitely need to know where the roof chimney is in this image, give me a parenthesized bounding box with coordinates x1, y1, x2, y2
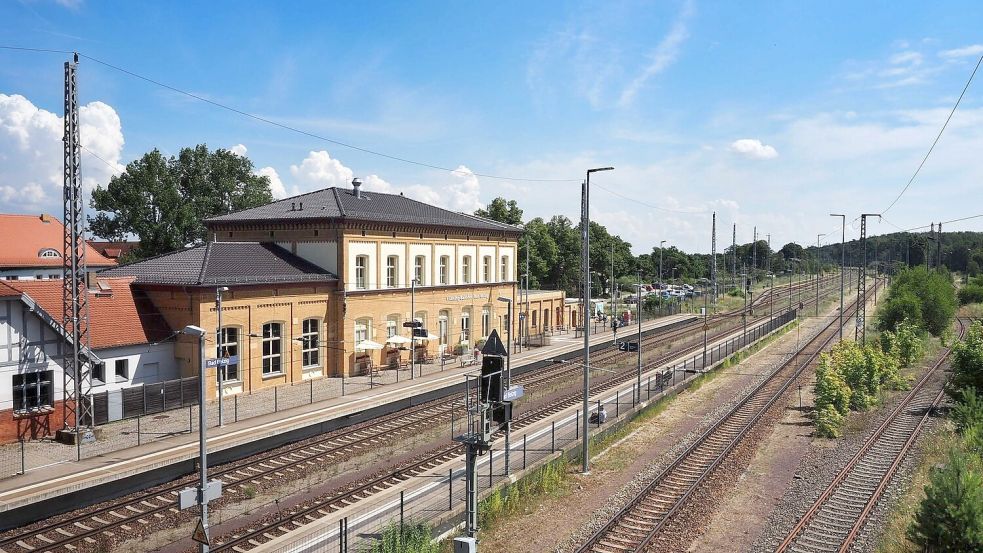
(291, 202, 296, 211)
(352, 177, 362, 199)
(299, 202, 303, 210)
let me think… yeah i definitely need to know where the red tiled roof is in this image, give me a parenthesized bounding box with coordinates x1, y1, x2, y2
(0, 277, 172, 349)
(0, 214, 116, 268)
(87, 240, 140, 260)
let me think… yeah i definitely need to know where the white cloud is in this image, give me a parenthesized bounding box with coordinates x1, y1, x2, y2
(889, 51, 923, 66)
(728, 138, 778, 160)
(229, 143, 248, 156)
(939, 44, 983, 59)
(619, 0, 695, 106)
(256, 166, 286, 198)
(289, 150, 355, 189)
(0, 93, 124, 213)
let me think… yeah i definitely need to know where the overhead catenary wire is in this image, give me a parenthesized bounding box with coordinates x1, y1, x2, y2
(0, 45, 579, 183)
(880, 53, 983, 215)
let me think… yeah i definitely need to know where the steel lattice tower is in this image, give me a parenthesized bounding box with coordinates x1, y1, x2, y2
(711, 212, 717, 311)
(732, 223, 737, 291)
(855, 213, 880, 344)
(62, 54, 93, 432)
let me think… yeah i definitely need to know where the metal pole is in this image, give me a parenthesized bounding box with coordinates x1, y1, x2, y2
(636, 271, 642, 404)
(197, 332, 209, 553)
(612, 244, 617, 347)
(411, 278, 415, 380)
(581, 178, 590, 474)
(215, 288, 225, 427)
(816, 234, 823, 317)
(504, 299, 512, 474)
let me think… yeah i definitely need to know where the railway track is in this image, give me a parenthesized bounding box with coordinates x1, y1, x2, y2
(0, 276, 836, 553)
(574, 281, 877, 553)
(208, 309, 804, 552)
(774, 317, 969, 553)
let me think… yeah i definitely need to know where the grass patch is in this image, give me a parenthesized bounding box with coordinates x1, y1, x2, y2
(477, 456, 569, 532)
(958, 303, 983, 319)
(360, 520, 442, 553)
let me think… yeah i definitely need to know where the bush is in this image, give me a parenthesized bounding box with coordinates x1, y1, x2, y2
(880, 319, 924, 368)
(878, 266, 956, 337)
(959, 284, 983, 306)
(814, 404, 845, 438)
(360, 521, 440, 553)
(949, 322, 983, 400)
(952, 388, 983, 434)
(908, 451, 983, 551)
(815, 356, 851, 416)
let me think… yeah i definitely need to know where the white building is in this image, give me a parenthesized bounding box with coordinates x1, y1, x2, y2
(0, 213, 115, 281)
(0, 277, 176, 442)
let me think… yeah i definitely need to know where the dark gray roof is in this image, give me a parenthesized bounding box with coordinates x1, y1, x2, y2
(98, 242, 338, 286)
(205, 187, 522, 233)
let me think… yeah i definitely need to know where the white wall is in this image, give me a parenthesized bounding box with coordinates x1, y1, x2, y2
(0, 298, 64, 412)
(347, 241, 377, 290)
(434, 245, 456, 285)
(90, 342, 177, 393)
(408, 244, 430, 286)
(295, 241, 338, 274)
(380, 243, 404, 288)
(456, 245, 478, 284)
(499, 246, 515, 282)
(479, 245, 497, 283)
(0, 268, 63, 280)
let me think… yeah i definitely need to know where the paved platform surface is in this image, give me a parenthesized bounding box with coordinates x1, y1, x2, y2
(0, 313, 696, 515)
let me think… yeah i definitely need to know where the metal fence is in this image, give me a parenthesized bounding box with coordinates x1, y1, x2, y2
(236, 309, 799, 553)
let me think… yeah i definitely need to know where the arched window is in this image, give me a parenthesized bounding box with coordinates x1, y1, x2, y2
(482, 256, 492, 282)
(462, 256, 472, 284)
(532, 310, 538, 328)
(414, 255, 426, 285)
(301, 318, 320, 368)
(386, 255, 399, 287)
(355, 255, 369, 289)
(460, 308, 472, 343)
(386, 314, 400, 338)
(38, 248, 60, 258)
(354, 318, 372, 350)
(482, 306, 491, 338)
(218, 326, 240, 381)
(262, 322, 283, 374)
(438, 310, 450, 345)
(439, 256, 450, 285)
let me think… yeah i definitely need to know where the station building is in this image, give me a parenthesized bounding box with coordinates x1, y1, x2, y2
(203, 181, 530, 377)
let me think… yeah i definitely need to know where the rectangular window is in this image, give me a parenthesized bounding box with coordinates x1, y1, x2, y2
(483, 256, 492, 283)
(482, 309, 491, 338)
(355, 256, 368, 289)
(92, 363, 106, 386)
(414, 256, 425, 285)
(219, 327, 240, 381)
(12, 370, 54, 411)
(302, 319, 320, 368)
(462, 256, 472, 284)
(386, 255, 398, 287)
(386, 318, 397, 338)
(439, 256, 449, 285)
(355, 320, 369, 348)
(461, 311, 471, 343)
(262, 322, 283, 375)
(114, 359, 129, 382)
(501, 256, 508, 281)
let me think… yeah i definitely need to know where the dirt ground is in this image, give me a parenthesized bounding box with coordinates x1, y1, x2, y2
(477, 318, 818, 553)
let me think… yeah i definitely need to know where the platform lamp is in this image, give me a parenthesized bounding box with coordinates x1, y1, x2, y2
(181, 324, 215, 553)
(581, 165, 614, 475)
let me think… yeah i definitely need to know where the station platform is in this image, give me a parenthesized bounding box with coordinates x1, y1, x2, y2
(0, 313, 697, 527)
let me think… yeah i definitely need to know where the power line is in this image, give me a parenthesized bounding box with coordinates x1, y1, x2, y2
(591, 182, 710, 215)
(0, 45, 579, 183)
(881, 53, 983, 215)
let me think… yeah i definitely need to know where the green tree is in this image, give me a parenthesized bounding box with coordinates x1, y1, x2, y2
(475, 197, 523, 225)
(89, 144, 273, 259)
(877, 266, 956, 337)
(950, 322, 983, 400)
(909, 450, 983, 551)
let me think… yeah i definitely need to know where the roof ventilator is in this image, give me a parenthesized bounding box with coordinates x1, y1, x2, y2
(352, 177, 362, 198)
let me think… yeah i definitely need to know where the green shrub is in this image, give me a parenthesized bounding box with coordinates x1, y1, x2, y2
(952, 388, 983, 435)
(878, 266, 956, 337)
(959, 284, 983, 306)
(360, 521, 440, 553)
(908, 450, 983, 551)
(814, 404, 845, 438)
(880, 319, 924, 368)
(949, 322, 983, 400)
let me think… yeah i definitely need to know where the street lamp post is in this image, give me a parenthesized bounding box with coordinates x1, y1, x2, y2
(830, 214, 845, 340)
(635, 271, 643, 404)
(659, 240, 667, 287)
(581, 166, 613, 475)
(410, 278, 416, 379)
(497, 296, 513, 474)
(182, 325, 212, 553)
(214, 287, 228, 427)
(817, 234, 825, 317)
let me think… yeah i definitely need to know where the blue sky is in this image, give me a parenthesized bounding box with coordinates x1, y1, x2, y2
(1, 0, 982, 253)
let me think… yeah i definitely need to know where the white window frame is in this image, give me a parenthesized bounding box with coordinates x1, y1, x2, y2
(439, 256, 450, 285)
(483, 256, 492, 283)
(354, 319, 371, 351)
(219, 326, 241, 382)
(414, 255, 426, 285)
(482, 308, 491, 338)
(460, 309, 471, 343)
(355, 255, 369, 289)
(501, 256, 509, 281)
(462, 256, 472, 284)
(114, 359, 129, 382)
(262, 322, 283, 375)
(386, 255, 399, 288)
(302, 318, 320, 368)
